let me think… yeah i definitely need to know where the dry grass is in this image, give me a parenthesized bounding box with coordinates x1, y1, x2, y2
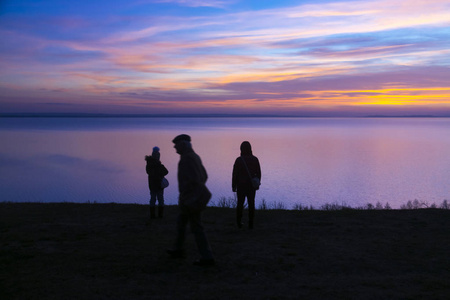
(1, 203, 450, 299)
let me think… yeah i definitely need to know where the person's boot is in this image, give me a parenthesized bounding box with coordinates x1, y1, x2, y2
(158, 206, 164, 218)
(150, 207, 156, 219)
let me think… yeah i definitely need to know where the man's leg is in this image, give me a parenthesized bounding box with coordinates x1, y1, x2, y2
(190, 212, 214, 261)
(170, 212, 189, 256)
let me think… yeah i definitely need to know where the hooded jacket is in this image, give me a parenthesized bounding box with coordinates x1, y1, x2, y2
(232, 142, 261, 191)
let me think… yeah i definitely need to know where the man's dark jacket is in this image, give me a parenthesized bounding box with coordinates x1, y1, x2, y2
(177, 148, 208, 206)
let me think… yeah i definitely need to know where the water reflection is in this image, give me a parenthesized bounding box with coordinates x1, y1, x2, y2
(1, 118, 449, 208)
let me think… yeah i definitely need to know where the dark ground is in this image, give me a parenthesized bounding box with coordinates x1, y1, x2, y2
(1, 203, 450, 300)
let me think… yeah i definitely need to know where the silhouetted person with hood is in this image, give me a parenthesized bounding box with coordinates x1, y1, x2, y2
(167, 134, 215, 266)
(232, 141, 261, 229)
(145, 146, 168, 219)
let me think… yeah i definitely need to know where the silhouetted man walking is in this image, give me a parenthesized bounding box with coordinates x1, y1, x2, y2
(167, 134, 215, 266)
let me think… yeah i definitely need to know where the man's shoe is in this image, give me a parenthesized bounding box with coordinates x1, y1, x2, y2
(193, 259, 215, 267)
(167, 249, 185, 258)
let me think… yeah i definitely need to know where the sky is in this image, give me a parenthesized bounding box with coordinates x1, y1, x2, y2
(1, 0, 450, 116)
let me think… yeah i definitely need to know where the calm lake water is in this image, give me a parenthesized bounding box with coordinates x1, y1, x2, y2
(1, 117, 449, 209)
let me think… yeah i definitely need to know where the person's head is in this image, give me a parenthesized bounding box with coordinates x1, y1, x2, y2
(240, 141, 253, 156)
(172, 134, 192, 155)
(151, 146, 160, 160)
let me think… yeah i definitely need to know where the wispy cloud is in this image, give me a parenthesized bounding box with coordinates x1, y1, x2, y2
(1, 0, 450, 115)
(150, 0, 234, 8)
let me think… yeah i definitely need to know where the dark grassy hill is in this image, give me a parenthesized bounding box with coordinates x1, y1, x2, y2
(1, 203, 450, 299)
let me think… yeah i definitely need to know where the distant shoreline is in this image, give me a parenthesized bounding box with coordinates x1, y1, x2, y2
(1, 113, 449, 118)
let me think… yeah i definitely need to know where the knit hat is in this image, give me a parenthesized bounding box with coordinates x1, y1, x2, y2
(172, 134, 191, 144)
(152, 146, 160, 160)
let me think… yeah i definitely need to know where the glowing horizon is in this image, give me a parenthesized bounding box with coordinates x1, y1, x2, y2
(1, 0, 450, 116)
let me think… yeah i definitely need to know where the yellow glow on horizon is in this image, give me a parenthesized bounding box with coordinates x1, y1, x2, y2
(246, 87, 450, 108)
(356, 95, 450, 106)
(347, 87, 450, 106)
(352, 87, 450, 93)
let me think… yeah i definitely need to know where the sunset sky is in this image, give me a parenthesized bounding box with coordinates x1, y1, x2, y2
(1, 0, 450, 116)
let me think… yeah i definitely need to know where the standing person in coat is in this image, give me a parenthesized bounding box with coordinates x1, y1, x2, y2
(232, 141, 261, 229)
(145, 146, 169, 219)
(167, 134, 215, 267)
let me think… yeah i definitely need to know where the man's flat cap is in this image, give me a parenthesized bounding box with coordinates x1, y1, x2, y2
(172, 134, 191, 144)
